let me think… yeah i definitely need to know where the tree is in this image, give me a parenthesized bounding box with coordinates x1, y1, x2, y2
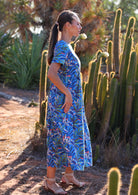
(0, 0, 108, 69)
(0, 0, 34, 40)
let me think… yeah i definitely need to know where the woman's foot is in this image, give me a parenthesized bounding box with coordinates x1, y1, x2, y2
(61, 172, 86, 188)
(43, 177, 67, 194)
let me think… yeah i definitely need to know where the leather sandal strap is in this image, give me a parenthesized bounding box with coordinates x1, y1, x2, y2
(64, 172, 74, 176)
(45, 177, 55, 182)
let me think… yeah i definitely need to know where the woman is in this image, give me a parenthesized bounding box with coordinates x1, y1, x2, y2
(44, 10, 93, 194)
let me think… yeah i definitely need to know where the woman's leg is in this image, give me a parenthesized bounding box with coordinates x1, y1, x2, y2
(65, 166, 73, 174)
(47, 166, 56, 178)
(44, 166, 67, 194)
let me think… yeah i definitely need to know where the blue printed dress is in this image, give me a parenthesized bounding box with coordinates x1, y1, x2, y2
(46, 40, 92, 171)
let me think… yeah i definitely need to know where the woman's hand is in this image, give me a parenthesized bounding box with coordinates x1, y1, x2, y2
(62, 90, 72, 113)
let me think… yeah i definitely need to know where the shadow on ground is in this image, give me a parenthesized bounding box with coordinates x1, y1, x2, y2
(0, 140, 108, 195)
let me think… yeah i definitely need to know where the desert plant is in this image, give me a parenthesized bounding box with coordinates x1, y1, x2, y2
(128, 164, 138, 195)
(124, 51, 137, 139)
(1, 33, 43, 89)
(120, 17, 136, 77)
(33, 49, 48, 153)
(107, 167, 121, 195)
(85, 59, 96, 122)
(39, 50, 48, 126)
(106, 164, 138, 195)
(113, 8, 122, 74)
(107, 40, 113, 73)
(98, 78, 118, 142)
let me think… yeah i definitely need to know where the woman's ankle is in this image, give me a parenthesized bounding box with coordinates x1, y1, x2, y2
(65, 166, 73, 174)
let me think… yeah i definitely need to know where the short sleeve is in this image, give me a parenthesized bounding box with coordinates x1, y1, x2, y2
(52, 41, 69, 65)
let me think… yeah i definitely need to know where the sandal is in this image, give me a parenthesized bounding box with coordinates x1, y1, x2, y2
(61, 172, 86, 188)
(43, 177, 67, 194)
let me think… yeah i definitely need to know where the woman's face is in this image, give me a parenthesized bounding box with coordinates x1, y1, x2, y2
(70, 16, 82, 37)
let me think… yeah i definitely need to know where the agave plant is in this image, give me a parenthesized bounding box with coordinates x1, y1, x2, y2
(1, 33, 43, 89)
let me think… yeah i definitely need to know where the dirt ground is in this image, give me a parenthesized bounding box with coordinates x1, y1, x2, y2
(0, 86, 134, 195)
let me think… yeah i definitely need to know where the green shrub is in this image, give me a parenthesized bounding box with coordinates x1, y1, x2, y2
(1, 33, 43, 89)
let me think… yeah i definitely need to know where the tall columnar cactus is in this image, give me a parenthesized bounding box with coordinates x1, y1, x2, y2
(98, 78, 118, 142)
(93, 50, 102, 110)
(135, 43, 138, 79)
(96, 72, 103, 98)
(97, 74, 107, 112)
(113, 8, 122, 74)
(124, 51, 136, 138)
(93, 51, 109, 111)
(120, 17, 136, 77)
(107, 167, 121, 195)
(134, 44, 138, 141)
(39, 50, 48, 126)
(119, 36, 133, 137)
(128, 164, 138, 195)
(85, 60, 96, 123)
(107, 40, 113, 73)
(109, 82, 120, 131)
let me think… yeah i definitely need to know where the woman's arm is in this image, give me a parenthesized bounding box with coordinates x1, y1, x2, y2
(48, 62, 72, 113)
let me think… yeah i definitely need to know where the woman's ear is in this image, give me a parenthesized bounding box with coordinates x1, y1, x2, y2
(65, 22, 72, 29)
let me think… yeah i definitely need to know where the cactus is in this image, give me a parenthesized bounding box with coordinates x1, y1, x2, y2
(96, 72, 103, 99)
(97, 74, 107, 112)
(121, 36, 133, 84)
(124, 51, 136, 138)
(93, 50, 102, 110)
(98, 78, 118, 142)
(101, 56, 107, 73)
(85, 60, 96, 123)
(109, 82, 120, 130)
(119, 36, 133, 139)
(85, 60, 97, 104)
(128, 164, 138, 195)
(134, 44, 138, 120)
(135, 43, 138, 80)
(107, 167, 121, 195)
(83, 9, 137, 150)
(120, 17, 136, 77)
(107, 40, 113, 73)
(39, 50, 48, 126)
(113, 8, 122, 74)
(93, 51, 109, 110)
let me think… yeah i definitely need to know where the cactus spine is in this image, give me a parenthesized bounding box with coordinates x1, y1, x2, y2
(128, 164, 138, 195)
(107, 167, 121, 195)
(113, 9, 122, 74)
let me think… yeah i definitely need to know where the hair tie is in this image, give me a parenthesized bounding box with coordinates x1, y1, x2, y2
(55, 22, 59, 26)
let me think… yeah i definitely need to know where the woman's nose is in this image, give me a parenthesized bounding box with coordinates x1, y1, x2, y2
(80, 24, 82, 30)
